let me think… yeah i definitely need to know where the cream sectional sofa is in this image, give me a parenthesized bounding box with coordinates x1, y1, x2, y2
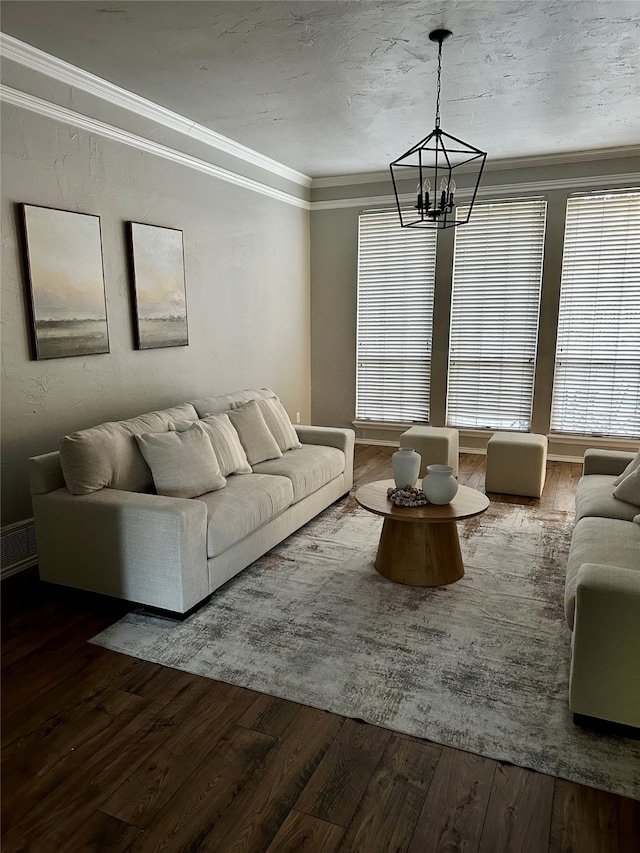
(565, 448, 640, 728)
(29, 388, 354, 614)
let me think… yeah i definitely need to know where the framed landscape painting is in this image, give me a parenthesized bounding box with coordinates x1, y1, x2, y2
(128, 222, 188, 350)
(20, 204, 109, 359)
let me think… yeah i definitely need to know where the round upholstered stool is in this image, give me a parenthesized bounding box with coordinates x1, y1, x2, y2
(400, 426, 459, 477)
(485, 431, 548, 498)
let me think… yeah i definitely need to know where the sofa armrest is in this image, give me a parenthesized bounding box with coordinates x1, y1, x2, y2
(296, 425, 355, 491)
(296, 425, 354, 452)
(570, 563, 640, 727)
(29, 451, 66, 495)
(33, 487, 209, 613)
(582, 449, 635, 477)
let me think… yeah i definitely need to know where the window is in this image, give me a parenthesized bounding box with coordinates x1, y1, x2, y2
(551, 190, 640, 438)
(356, 209, 437, 422)
(446, 198, 547, 430)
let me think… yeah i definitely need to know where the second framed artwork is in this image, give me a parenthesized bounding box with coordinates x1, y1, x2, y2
(127, 222, 189, 350)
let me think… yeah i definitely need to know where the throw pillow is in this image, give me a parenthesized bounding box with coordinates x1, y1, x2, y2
(613, 449, 640, 485)
(135, 423, 226, 498)
(170, 415, 252, 476)
(634, 514, 640, 525)
(258, 397, 302, 452)
(226, 400, 282, 465)
(199, 413, 253, 476)
(612, 466, 640, 508)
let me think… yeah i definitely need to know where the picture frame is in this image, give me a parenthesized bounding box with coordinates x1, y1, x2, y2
(127, 222, 189, 350)
(19, 203, 110, 360)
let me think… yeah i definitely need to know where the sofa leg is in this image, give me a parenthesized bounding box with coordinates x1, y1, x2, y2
(573, 712, 640, 739)
(139, 593, 214, 622)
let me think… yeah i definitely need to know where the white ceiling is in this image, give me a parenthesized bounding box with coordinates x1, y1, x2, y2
(1, 0, 639, 178)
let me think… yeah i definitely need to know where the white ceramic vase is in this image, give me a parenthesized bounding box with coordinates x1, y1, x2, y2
(422, 464, 458, 505)
(392, 447, 421, 489)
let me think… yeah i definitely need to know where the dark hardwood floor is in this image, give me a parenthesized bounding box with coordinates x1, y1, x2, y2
(2, 446, 638, 852)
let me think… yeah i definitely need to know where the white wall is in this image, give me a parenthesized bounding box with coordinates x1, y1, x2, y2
(1, 103, 311, 524)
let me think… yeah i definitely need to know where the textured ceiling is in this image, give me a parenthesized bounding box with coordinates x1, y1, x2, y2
(1, 0, 639, 177)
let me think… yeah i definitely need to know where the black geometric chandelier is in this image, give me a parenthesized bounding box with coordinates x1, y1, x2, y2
(390, 29, 487, 229)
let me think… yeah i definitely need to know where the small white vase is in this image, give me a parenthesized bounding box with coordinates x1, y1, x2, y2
(392, 447, 421, 489)
(422, 464, 458, 505)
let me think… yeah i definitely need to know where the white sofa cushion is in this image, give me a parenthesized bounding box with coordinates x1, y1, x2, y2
(252, 444, 345, 503)
(59, 403, 199, 495)
(227, 400, 282, 465)
(135, 424, 226, 498)
(190, 388, 276, 418)
(564, 516, 640, 629)
(199, 472, 293, 558)
(575, 474, 639, 523)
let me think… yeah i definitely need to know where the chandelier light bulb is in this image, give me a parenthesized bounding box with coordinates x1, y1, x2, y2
(439, 177, 448, 210)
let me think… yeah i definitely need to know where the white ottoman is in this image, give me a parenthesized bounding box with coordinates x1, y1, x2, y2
(485, 432, 548, 498)
(400, 426, 459, 477)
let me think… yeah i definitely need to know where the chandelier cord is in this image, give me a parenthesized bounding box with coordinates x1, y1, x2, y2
(435, 37, 443, 129)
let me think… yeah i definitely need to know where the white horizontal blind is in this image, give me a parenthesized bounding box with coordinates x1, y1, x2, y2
(551, 190, 640, 438)
(356, 209, 437, 422)
(446, 198, 547, 430)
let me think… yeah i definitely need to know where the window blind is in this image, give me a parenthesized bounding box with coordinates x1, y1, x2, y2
(356, 209, 437, 422)
(446, 198, 547, 430)
(550, 190, 640, 438)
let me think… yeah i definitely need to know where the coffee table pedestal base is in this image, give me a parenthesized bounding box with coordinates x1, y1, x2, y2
(375, 518, 464, 586)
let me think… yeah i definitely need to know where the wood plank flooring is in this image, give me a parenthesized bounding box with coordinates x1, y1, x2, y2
(2, 446, 639, 852)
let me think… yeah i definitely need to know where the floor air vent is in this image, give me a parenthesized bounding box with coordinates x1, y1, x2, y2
(1, 519, 37, 579)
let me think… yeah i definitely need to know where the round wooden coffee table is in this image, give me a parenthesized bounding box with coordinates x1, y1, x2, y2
(355, 479, 490, 586)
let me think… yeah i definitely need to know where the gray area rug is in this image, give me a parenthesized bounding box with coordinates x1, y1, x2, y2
(92, 497, 640, 800)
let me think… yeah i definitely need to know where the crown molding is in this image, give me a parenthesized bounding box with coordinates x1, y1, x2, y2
(311, 146, 640, 189)
(0, 86, 310, 211)
(310, 174, 640, 210)
(3, 32, 637, 200)
(0, 32, 312, 189)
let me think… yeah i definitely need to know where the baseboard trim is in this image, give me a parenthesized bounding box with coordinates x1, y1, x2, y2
(1, 557, 38, 581)
(355, 439, 584, 463)
(355, 438, 397, 447)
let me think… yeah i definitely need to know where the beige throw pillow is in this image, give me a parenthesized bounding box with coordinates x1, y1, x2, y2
(135, 424, 226, 498)
(199, 414, 253, 475)
(258, 397, 302, 452)
(613, 449, 640, 486)
(613, 466, 640, 508)
(170, 415, 252, 476)
(227, 400, 282, 465)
